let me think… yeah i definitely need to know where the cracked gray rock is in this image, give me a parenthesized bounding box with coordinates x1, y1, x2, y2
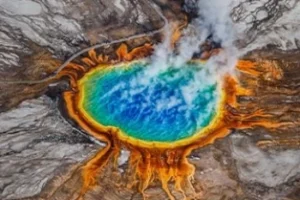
(0, 96, 98, 200)
(229, 133, 300, 200)
(184, 0, 300, 51)
(231, 0, 300, 51)
(0, 0, 162, 79)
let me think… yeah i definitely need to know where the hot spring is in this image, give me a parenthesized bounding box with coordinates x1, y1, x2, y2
(78, 60, 220, 143)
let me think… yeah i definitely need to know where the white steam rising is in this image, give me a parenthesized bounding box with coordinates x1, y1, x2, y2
(196, 0, 236, 48)
(147, 0, 239, 82)
(113, 0, 239, 119)
(182, 0, 238, 76)
(115, 0, 300, 120)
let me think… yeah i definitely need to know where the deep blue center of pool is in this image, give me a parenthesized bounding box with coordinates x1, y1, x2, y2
(81, 61, 218, 142)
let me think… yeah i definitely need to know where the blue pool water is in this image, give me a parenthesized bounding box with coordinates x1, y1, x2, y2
(81, 61, 218, 142)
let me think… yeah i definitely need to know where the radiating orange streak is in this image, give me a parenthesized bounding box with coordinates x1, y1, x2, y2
(81, 57, 96, 67)
(88, 49, 98, 63)
(79, 144, 113, 198)
(236, 60, 260, 76)
(171, 20, 187, 46)
(116, 43, 153, 61)
(261, 60, 283, 80)
(257, 138, 300, 149)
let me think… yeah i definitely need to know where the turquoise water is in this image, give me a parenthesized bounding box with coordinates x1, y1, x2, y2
(82, 61, 218, 142)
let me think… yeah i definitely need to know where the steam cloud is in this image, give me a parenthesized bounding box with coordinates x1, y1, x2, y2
(146, 0, 239, 80)
(140, 0, 239, 109)
(112, 0, 240, 120)
(179, 0, 238, 76)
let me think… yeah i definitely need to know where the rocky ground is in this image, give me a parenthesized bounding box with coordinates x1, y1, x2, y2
(0, 0, 300, 200)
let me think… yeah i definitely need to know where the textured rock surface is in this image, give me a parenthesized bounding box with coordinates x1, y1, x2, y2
(0, 0, 166, 112)
(0, 96, 98, 199)
(230, 133, 300, 200)
(0, 0, 300, 200)
(0, 0, 162, 73)
(184, 0, 300, 51)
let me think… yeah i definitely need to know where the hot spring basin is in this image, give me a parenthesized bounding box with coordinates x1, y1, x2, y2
(79, 60, 219, 143)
